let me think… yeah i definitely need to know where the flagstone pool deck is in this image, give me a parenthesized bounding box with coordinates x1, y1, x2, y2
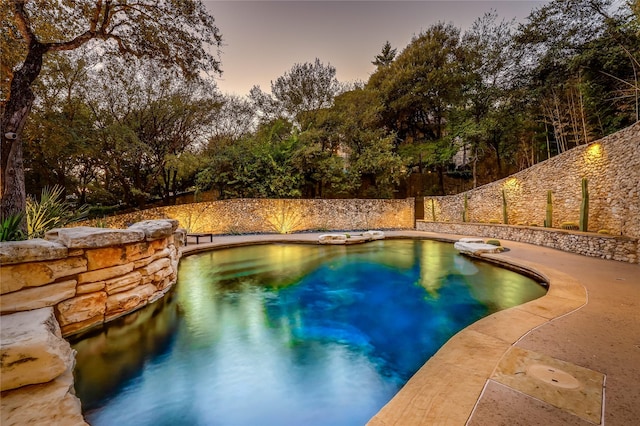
(182, 230, 640, 426)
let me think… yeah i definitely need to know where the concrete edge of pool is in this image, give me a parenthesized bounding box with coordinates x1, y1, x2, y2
(179, 231, 603, 425)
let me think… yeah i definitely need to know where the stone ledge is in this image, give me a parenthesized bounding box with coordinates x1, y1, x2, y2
(0, 239, 68, 265)
(46, 227, 146, 249)
(128, 219, 179, 240)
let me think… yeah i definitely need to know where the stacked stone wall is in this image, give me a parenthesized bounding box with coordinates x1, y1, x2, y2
(82, 198, 415, 234)
(0, 220, 184, 425)
(417, 221, 639, 263)
(424, 123, 640, 238)
(0, 220, 184, 337)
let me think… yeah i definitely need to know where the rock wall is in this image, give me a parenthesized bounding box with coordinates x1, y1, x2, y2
(417, 221, 639, 263)
(82, 198, 415, 234)
(0, 220, 184, 425)
(423, 123, 640, 238)
(0, 219, 184, 337)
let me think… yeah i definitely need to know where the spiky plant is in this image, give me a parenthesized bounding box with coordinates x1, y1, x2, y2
(26, 185, 90, 239)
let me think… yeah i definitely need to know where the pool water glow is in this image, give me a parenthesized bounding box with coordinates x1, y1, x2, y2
(72, 239, 545, 426)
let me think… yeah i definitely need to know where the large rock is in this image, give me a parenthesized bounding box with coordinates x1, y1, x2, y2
(46, 227, 145, 248)
(454, 241, 504, 255)
(56, 292, 107, 326)
(0, 307, 74, 391)
(77, 262, 134, 284)
(0, 239, 67, 265)
(128, 219, 178, 240)
(105, 271, 142, 295)
(0, 368, 87, 426)
(1, 257, 87, 294)
(105, 284, 156, 321)
(0, 280, 77, 314)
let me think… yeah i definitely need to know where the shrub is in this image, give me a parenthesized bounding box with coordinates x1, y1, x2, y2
(0, 214, 26, 241)
(486, 239, 501, 246)
(560, 222, 579, 230)
(26, 185, 90, 239)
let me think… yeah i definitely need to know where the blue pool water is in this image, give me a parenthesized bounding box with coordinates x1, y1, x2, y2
(72, 239, 545, 426)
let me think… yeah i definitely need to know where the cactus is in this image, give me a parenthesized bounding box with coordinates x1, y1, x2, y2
(462, 193, 468, 222)
(431, 199, 436, 222)
(580, 178, 589, 232)
(545, 190, 553, 228)
(502, 189, 508, 225)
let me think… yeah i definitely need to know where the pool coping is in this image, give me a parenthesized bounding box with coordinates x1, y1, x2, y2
(179, 231, 590, 425)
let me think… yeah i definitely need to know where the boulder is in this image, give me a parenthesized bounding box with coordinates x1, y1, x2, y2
(56, 292, 107, 326)
(128, 219, 178, 240)
(0, 307, 74, 391)
(318, 234, 348, 244)
(454, 241, 504, 255)
(46, 227, 145, 249)
(0, 368, 87, 426)
(1, 257, 87, 294)
(0, 280, 77, 313)
(0, 239, 67, 265)
(105, 284, 156, 321)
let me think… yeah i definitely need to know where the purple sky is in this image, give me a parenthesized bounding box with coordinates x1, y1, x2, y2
(205, 1, 548, 96)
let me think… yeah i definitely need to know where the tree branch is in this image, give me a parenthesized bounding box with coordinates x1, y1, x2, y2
(11, 0, 35, 45)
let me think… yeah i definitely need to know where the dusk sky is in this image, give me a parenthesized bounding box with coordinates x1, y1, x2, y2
(205, 1, 549, 96)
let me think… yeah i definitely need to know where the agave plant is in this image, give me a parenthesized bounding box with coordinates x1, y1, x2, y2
(0, 214, 26, 241)
(26, 185, 90, 239)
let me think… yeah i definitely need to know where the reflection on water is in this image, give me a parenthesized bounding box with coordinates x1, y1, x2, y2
(73, 240, 545, 426)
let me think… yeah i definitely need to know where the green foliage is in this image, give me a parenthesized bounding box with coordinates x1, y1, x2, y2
(372, 41, 397, 67)
(580, 178, 589, 232)
(0, 214, 26, 241)
(560, 222, 580, 230)
(486, 239, 501, 246)
(26, 185, 89, 239)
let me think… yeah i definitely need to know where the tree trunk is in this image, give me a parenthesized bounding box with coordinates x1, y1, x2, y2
(1, 41, 48, 222)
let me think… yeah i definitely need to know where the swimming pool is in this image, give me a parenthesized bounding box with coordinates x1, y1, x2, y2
(72, 239, 546, 426)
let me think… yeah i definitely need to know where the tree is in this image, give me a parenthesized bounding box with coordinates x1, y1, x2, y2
(515, 0, 639, 148)
(83, 59, 220, 207)
(372, 41, 397, 67)
(1, 0, 222, 224)
(250, 58, 342, 123)
(368, 22, 471, 194)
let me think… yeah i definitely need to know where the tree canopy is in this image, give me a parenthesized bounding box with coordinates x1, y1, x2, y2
(4, 0, 639, 227)
(1, 0, 222, 222)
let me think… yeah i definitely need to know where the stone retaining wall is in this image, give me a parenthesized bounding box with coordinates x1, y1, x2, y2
(0, 219, 184, 337)
(82, 198, 415, 234)
(417, 221, 639, 263)
(0, 219, 184, 425)
(423, 123, 640, 239)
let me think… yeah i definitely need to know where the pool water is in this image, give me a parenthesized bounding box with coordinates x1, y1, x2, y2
(72, 239, 545, 426)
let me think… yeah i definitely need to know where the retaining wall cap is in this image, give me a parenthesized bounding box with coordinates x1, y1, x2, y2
(128, 219, 178, 240)
(46, 227, 145, 248)
(0, 239, 68, 265)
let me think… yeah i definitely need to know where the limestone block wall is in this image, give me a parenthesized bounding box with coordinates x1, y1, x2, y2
(0, 220, 184, 337)
(424, 123, 640, 238)
(417, 221, 639, 263)
(81, 198, 415, 234)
